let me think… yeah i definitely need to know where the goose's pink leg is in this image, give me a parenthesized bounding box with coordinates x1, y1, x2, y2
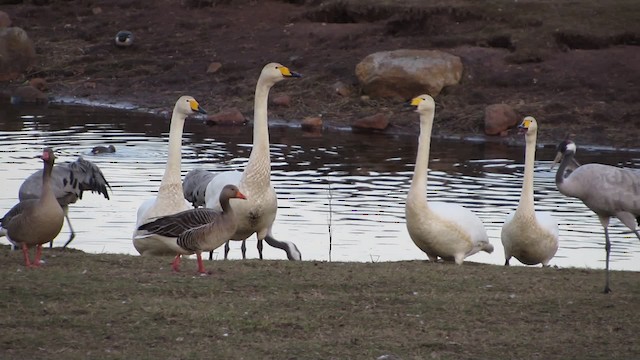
(196, 252, 208, 274)
(171, 254, 182, 272)
(32, 245, 43, 267)
(21, 244, 32, 268)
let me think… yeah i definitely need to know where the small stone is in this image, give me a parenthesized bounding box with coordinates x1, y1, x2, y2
(301, 116, 323, 132)
(272, 94, 291, 107)
(205, 108, 245, 126)
(114, 30, 134, 48)
(351, 113, 389, 132)
(29, 78, 48, 91)
(484, 103, 519, 136)
(206, 62, 222, 74)
(11, 85, 48, 104)
(92, 7, 102, 15)
(333, 81, 351, 97)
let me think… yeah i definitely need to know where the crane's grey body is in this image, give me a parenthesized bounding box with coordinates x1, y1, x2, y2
(555, 140, 640, 293)
(18, 156, 111, 248)
(183, 169, 214, 208)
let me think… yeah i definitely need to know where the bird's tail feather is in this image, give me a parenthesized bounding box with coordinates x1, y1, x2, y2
(69, 157, 111, 200)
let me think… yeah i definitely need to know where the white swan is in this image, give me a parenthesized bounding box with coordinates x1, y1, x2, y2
(501, 116, 559, 266)
(133, 95, 207, 256)
(405, 94, 493, 264)
(204, 63, 302, 260)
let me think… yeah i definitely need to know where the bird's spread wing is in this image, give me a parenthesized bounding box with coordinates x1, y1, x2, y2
(137, 208, 222, 237)
(66, 157, 111, 200)
(18, 157, 111, 204)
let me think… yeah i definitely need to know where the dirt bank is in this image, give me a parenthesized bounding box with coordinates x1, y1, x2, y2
(1, 0, 639, 149)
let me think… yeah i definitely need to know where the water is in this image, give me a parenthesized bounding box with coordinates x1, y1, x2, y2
(1, 103, 639, 271)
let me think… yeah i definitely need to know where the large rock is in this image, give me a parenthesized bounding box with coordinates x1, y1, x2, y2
(0, 27, 36, 81)
(355, 49, 463, 99)
(484, 104, 519, 136)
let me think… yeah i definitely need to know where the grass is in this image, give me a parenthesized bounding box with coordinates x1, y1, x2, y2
(1, 246, 639, 359)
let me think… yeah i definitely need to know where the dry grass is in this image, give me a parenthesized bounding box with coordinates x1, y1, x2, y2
(1, 246, 639, 360)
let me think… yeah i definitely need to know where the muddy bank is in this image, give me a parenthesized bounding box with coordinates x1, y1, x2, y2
(1, 0, 638, 149)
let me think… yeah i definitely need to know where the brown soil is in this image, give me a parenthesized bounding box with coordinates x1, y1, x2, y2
(1, 0, 639, 149)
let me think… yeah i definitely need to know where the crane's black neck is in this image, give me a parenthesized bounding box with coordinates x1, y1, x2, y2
(555, 150, 576, 186)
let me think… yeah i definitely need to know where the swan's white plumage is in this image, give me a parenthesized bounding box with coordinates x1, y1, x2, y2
(405, 94, 493, 264)
(204, 63, 301, 259)
(133, 95, 206, 256)
(501, 116, 559, 266)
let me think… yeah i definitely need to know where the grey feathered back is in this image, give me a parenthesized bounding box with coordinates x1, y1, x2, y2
(19, 156, 111, 206)
(182, 169, 214, 208)
(561, 164, 640, 219)
(137, 208, 222, 237)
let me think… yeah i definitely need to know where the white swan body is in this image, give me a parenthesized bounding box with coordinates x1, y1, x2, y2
(133, 96, 207, 256)
(501, 116, 559, 266)
(204, 63, 302, 260)
(405, 94, 493, 264)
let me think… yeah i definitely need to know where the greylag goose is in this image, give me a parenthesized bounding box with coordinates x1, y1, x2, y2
(133, 95, 207, 256)
(501, 116, 559, 266)
(1, 148, 65, 267)
(17, 155, 111, 248)
(203, 63, 302, 261)
(91, 145, 116, 154)
(405, 94, 493, 264)
(137, 184, 246, 274)
(554, 139, 640, 293)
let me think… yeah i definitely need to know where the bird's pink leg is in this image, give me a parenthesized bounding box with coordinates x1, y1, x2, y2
(171, 254, 182, 272)
(196, 252, 208, 274)
(21, 244, 32, 268)
(32, 245, 43, 267)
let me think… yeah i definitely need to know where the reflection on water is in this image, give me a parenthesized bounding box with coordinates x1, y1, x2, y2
(1, 103, 639, 271)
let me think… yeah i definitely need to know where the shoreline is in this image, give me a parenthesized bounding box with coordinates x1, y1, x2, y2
(44, 96, 640, 154)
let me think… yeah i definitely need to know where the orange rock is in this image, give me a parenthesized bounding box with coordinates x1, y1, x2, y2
(301, 116, 323, 132)
(206, 62, 222, 74)
(29, 78, 48, 91)
(205, 108, 246, 126)
(484, 104, 519, 136)
(351, 113, 389, 132)
(271, 94, 291, 107)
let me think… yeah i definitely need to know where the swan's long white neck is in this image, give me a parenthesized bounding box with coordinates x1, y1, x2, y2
(516, 131, 537, 215)
(159, 108, 187, 188)
(242, 78, 273, 187)
(409, 109, 435, 204)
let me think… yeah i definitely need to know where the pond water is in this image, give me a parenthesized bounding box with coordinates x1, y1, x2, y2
(1, 103, 639, 271)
